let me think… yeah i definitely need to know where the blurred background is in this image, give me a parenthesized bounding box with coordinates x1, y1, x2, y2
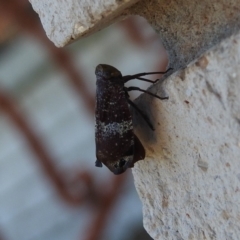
(0, 1, 168, 240)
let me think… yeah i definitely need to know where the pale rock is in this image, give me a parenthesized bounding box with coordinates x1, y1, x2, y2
(132, 33, 240, 240)
(29, 0, 139, 47)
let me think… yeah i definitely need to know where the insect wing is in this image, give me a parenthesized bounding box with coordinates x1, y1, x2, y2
(133, 134, 145, 162)
(95, 81, 134, 163)
(126, 134, 145, 168)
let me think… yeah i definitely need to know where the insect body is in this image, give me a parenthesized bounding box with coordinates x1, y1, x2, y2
(95, 64, 172, 175)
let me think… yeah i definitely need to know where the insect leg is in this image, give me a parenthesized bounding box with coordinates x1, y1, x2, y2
(136, 77, 160, 83)
(95, 159, 103, 167)
(126, 98, 154, 130)
(123, 67, 173, 82)
(126, 86, 169, 100)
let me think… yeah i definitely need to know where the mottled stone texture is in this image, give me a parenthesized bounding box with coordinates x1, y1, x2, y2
(132, 33, 240, 240)
(128, 0, 240, 71)
(29, 0, 240, 71)
(29, 0, 139, 47)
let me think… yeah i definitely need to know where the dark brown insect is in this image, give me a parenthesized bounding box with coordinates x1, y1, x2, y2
(95, 64, 172, 175)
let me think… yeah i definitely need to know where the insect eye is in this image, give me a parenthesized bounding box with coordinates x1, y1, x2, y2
(114, 159, 126, 169)
(119, 159, 126, 167)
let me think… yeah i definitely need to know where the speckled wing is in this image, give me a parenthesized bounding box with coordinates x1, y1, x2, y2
(95, 81, 134, 163)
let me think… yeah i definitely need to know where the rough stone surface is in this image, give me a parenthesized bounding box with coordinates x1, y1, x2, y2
(127, 0, 240, 72)
(132, 33, 240, 240)
(29, 0, 240, 72)
(29, 0, 139, 47)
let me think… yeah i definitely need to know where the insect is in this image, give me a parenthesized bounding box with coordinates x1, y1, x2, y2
(95, 64, 172, 175)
